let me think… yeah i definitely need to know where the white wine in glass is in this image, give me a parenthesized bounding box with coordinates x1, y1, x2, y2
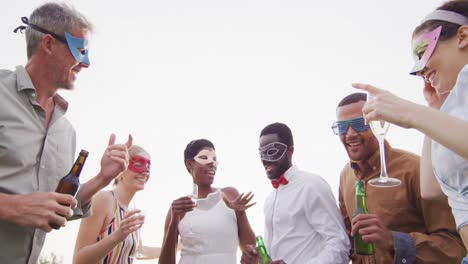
(367, 94, 401, 188)
(129, 197, 147, 259)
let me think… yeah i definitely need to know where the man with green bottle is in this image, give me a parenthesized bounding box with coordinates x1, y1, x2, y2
(334, 92, 466, 263)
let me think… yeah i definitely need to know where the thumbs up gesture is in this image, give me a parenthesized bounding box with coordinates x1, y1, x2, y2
(98, 133, 133, 184)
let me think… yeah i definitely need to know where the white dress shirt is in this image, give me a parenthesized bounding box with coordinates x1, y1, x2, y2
(264, 165, 350, 264)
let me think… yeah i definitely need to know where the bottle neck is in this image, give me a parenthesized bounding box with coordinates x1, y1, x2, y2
(355, 181, 367, 210)
(356, 194, 367, 209)
(258, 244, 269, 257)
(70, 155, 86, 178)
(256, 237, 268, 256)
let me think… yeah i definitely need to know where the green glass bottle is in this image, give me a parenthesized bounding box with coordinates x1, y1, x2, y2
(256, 235, 272, 264)
(353, 180, 374, 255)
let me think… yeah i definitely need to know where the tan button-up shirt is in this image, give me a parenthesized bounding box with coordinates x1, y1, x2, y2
(339, 141, 466, 264)
(0, 66, 89, 264)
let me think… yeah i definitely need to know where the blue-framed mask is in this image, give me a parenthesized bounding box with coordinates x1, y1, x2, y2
(64, 32, 90, 66)
(331, 116, 370, 135)
(14, 16, 90, 66)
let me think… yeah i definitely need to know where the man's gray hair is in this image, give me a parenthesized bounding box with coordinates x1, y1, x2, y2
(26, 2, 93, 58)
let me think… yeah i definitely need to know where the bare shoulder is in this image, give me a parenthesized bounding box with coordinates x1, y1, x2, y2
(221, 186, 239, 200)
(91, 191, 116, 216)
(93, 190, 114, 205)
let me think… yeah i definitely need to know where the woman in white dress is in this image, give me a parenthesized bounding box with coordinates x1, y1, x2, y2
(158, 139, 256, 264)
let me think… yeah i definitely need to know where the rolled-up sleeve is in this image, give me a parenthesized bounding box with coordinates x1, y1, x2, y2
(69, 186, 92, 220)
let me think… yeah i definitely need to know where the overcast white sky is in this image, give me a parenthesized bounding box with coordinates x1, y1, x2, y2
(2, 0, 444, 262)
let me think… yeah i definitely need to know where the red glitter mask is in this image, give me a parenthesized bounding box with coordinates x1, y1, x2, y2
(128, 155, 151, 174)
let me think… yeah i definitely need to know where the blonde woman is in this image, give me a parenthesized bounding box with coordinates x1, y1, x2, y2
(73, 145, 160, 264)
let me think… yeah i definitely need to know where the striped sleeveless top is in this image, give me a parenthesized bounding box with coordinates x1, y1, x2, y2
(97, 191, 137, 264)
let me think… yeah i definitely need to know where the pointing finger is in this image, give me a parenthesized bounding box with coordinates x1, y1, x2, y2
(352, 83, 380, 94)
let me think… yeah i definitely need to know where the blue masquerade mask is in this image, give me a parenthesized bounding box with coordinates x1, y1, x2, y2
(14, 16, 90, 66)
(331, 117, 370, 135)
(64, 32, 90, 66)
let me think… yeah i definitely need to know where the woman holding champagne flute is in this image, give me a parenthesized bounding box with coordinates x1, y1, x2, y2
(159, 139, 256, 264)
(352, 0, 468, 260)
(73, 145, 161, 264)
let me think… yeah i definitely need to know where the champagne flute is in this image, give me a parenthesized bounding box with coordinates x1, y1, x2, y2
(188, 183, 198, 234)
(366, 93, 401, 188)
(129, 196, 146, 259)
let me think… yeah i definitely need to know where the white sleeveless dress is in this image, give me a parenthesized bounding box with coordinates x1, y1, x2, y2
(178, 188, 239, 264)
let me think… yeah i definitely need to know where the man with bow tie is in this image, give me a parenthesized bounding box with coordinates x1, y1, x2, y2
(241, 122, 350, 264)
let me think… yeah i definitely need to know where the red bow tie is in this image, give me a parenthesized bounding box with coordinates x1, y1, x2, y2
(271, 175, 289, 189)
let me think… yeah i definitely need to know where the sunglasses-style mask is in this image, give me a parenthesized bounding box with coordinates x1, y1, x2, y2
(410, 26, 441, 75)
(194, 149, 218, 166)
(14, 16, 91, 66)
(331, 117, 370, 135)
(128, 155, 151, 174)
(259, 142, 287, 162)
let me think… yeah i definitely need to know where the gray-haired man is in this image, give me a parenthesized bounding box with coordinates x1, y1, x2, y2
(0, 3, 131, 263)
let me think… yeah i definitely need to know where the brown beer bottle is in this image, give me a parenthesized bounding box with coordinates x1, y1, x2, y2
(51, 149, 88, 229)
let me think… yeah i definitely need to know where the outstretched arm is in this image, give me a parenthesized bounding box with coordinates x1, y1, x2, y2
(353, 83, 468, 160)
(222, 187, 256, 251)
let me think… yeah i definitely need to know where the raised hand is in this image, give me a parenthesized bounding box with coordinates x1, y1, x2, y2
(170, 196, 196, 222)
(423, 80, 446, 109)
(114, 209, 144, 241)
(352, 83, 419, 129)
(98, 134, 133, 184)
(223, 191, 256, 212)
(4, 192, 77, 232)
